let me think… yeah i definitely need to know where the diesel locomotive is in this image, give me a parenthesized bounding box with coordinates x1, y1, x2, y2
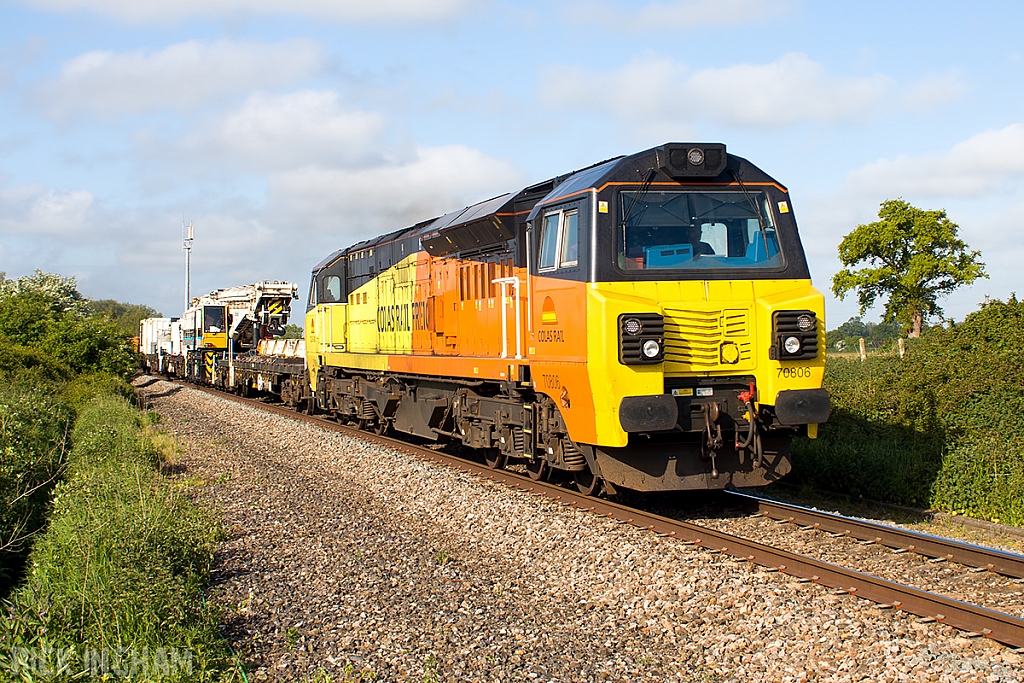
(297, 142, 829, 495)
(146, 142, 830, 496)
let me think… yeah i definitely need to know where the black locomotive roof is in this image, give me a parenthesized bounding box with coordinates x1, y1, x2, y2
(326, 142, 783, 262)
(311, 248, 346, 273)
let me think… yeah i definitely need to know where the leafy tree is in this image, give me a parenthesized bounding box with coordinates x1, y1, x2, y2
(0, 270, 90, 318)
(826, 316, 902, 351)
(832, 199, 987, 337)
(91, 299, 162, 337)
(0, 271, 137, 380)
(279, 323, 304, 339)
(38, 315, 137, 378)
(0, 290, 62, 346)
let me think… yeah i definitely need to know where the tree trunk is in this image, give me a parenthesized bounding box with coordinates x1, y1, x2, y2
(910, 310, 923, 338)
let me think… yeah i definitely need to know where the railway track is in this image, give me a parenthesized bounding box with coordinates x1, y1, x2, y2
(158, 379, 1024, 649)
(724, 490, 1024, 579)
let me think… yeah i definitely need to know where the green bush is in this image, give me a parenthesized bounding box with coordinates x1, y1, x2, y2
(37, 315, 138, 379)
(0, 396, 236, 681)
(0, 341, 68, 388)
(61, 372, 135, 414)
(792, 298, 1024, 524)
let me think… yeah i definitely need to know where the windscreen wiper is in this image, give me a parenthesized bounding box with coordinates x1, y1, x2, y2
(731, 168, 772, 257)
(620, 167, 658, 237)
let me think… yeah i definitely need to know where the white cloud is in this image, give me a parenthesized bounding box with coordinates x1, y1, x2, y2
(269, 144, 526, 234)
(36, 40, 324, 118)
(0, 182, 94, 236)
(578, 0, 792, 31)
(901, 71, 969, 111)
(20, 0, 473, 23)
(846, 123, 1024, 198)
(540, 53, 891, 130)
(181, 90, 387, 171)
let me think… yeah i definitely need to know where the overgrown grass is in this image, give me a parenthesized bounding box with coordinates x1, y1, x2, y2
(0, 393, 238, 681)
(0, 385, 73, 594)
(792, 298, 1024, 525)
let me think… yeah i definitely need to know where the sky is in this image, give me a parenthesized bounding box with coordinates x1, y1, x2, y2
(2, 0, 1023, 327)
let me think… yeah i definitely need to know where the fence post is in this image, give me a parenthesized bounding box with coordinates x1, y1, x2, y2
(859, 337, 866, 362)
(898, 337, 905, 359)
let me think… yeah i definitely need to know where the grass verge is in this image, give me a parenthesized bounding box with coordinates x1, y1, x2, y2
(0, 390, 239, 682)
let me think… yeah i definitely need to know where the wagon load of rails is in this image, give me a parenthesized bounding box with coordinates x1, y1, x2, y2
(232, 338, 307, 399)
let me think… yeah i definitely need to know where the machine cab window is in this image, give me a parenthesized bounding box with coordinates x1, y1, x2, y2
(203, 305, 226, 333)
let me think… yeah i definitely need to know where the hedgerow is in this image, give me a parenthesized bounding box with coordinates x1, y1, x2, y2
(792, 297, 1024, 525)
(0, 271, 235, 680)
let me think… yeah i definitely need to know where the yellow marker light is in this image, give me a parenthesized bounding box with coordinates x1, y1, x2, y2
(807, 423, 818, 439)
(720, 341, 740, 364)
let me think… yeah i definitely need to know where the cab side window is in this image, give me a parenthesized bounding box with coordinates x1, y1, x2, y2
(325, 275, 342, 302)
(537, 208, 580, 271)
(560, 211, 579, 267)
(538, 213, 559, 271)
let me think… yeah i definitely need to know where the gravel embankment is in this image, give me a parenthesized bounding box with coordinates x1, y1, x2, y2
(137, 378, 1024, 682)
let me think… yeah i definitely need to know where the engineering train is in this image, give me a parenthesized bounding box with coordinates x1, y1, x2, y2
(141, 142, 830, 496)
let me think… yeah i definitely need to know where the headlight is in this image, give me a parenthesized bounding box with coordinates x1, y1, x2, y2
(642, 339, 661, 358)
(784, 336, 801, 354)
(796, 314, 815, 332)
(623, 317, 643, 335)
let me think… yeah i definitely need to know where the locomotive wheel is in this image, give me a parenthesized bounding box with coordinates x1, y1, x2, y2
(483, 447, 506, 470)
(574, 466, 601, 496)
(525, 456, 549, 481)
(373, 419, 390, 436)
(354, 418, 368, 431)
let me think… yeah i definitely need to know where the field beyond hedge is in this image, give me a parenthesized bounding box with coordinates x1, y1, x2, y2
(791, 297, 1024, 526)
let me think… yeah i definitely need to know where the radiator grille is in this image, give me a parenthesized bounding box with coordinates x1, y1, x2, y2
(662, 307, 753, 370)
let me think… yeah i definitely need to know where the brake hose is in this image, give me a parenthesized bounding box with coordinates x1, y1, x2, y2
(736, 399, 756, 450)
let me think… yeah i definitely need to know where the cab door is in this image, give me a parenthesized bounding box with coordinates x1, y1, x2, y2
(528, 199, 594, 441)
(530, 200, 588, 364)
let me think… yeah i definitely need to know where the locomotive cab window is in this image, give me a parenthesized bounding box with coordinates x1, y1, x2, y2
(618, 191, 783, 271)
(324, 275, 342, 303)
(538, 208, 580, 272)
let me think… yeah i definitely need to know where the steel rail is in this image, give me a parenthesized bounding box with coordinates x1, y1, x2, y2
(158, 381, 1024, 649)
(725, 490, 1024, 579)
